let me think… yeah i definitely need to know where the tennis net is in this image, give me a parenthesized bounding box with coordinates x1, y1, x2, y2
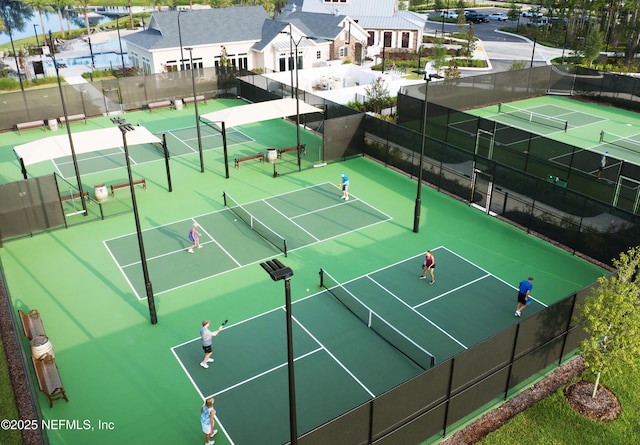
(320, 268, 434, 370)
(223, 192, 288, 256)
(498, 103, 568, 132)
(599, 130, 640, 154)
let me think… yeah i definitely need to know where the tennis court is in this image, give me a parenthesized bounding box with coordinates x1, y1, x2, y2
(0, 97, 606, 445)
(171, 246, 547, 444)
(104, 184, 390, 299)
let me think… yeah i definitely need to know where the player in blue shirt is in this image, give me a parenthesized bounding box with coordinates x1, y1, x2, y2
(339, 172, 350, 201)
(515, 277, 534, 317)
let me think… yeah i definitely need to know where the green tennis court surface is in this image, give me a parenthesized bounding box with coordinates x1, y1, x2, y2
(104, 183, 390, 298)
(0, 98, 606, 445)
(172, 246, 547, 444)
(466, 95, 640, 167)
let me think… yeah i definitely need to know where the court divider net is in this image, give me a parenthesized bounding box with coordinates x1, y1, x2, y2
(599, 130, 640, 154)
(498, 103, 568, 132)
(223, 192, 287, 256)
(320, 268, 435, 369)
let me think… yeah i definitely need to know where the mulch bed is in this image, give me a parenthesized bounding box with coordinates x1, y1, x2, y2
(564, 380, 621, 422)
(441, 357, 587, 445)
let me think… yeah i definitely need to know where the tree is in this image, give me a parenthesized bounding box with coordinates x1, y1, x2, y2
(507, 1, 521, 23)
(76, 0, 92, 34)
(208, 0, 232, 7)
(444, 59, 461, 79)
(577, 246, 640, 398)
(583, 26, 603, 68)
(24, 0, 49, 43)
(51, 0, 69, 38)
(364, 77, 390, 114)
(430, 38, 447, 75)
(433, 0, 445, 13)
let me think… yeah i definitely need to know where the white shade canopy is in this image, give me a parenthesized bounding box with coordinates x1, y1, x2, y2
(200, 98, 323, 128)
(14, 126, 162, 167)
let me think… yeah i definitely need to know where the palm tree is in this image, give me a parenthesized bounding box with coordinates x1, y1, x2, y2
(52, 0, 70, 38)
(76, 0, 92, 35)
(24, 0, 50, 44)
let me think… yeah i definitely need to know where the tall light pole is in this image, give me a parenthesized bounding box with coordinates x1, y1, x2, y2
(111, 117, 158, 325)
(49, 30, 87, 215)
(33, 24, 40, 47)
(177, 9, 186, 71)
(185, 47, 204, 173)
(260, 259, 297, 445)
(281, 24, 305, 171)
(411, 69, 442, 233)
(6, 18, 24, 92)
(116, 16, 127, 77)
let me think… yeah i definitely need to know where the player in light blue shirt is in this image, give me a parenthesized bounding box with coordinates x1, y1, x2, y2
(339, 172, 350, 201)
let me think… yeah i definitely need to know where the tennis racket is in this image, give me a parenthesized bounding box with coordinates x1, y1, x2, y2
(220, 319, 229, 327)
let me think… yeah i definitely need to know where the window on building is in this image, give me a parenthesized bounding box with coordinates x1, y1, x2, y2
(339, 47, 348, 58)
(238, 53, 248, 71)
(130, 53, 139, 69)
(142, 58, 151, 75)
(401, 32, 410, 48)
(165, 60, 178, 72)
(367, 31, 375, 46)
(316, 50, 321, 59)
(383, 32, 392, 47)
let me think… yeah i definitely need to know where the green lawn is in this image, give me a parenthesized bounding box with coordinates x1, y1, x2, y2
(479, 364, 640, 444)
(0, 338, 22, 445)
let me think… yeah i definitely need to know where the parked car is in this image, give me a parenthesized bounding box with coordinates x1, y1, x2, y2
(466, 12, 489, 23)
(522, 10, 543, 18)
(440, 10, 459, 19)
(488, 13, 508, 21)
(464, 9, 477, 17)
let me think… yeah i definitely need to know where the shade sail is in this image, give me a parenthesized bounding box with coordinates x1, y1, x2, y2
(199, 98, 323, 128)
(14, 126, 162, 167)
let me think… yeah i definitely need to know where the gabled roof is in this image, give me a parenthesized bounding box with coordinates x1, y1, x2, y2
(123, 6, 269, 50)
(356, 11, 426, 31)
(277, 11, 349, 41)
(289, 0, 399, 17)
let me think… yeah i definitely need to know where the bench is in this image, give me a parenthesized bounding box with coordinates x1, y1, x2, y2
(183, 95, 207, 106)
(60, 191, 90, 202)
(16, 120, 46, 134)
(33, 353, 68, 408)
(234, 153, 264, 169)
(111, 178, 147, 197)
(147, 100, 173, 112)
(278, 144, 306, 158)
(18, 309, 46, 340)
(59, 113, 87, 125)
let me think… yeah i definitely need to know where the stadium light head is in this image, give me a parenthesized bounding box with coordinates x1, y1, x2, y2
(260, 259, 294, 281)
(119, 123, 135, 133)
(412, 69, 443, 81)
(110, 117, 125, 125)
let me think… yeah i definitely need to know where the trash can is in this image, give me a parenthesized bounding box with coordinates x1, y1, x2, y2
(48, 118, 58, 131)
(174, 99, 183, 111)
(267, 148, 277, 164)
(94, 184, 108, 203)
(31, 336, 54, 360)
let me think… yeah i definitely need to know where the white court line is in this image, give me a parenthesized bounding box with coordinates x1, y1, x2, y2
(366, 276, 467, 349)
(291, 313, 375, 398)
(440, 246, 547, 307)
(263, 200, 320, 242)
(169, 346, 235, 445)
(195, 218, 242, 268)
(415, 274, 490, 308)
(102, 239, 143, 300)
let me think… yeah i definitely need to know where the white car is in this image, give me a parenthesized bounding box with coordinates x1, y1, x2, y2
(522, 10, 543, 18)
(440, 10, 459, 19)
(488, 13, 508, 21)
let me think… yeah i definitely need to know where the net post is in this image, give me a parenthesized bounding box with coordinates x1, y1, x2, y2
(319, 268, 324, 287)
(283, 239, 288, 257)
(222, 191, 227, 207)
(431, 355, 435, 368)
(563, 121, 568, 132)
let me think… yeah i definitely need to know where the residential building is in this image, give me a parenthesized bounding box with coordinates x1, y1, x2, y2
(284, 0, 427, 52)
(123, 6, 368, 76)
